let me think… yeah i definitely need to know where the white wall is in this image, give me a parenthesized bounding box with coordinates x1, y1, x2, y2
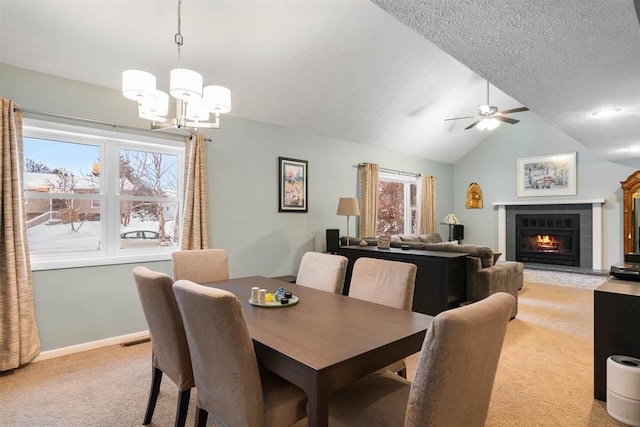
(1, 64, 454, 351)
(453, 111, 635, 268)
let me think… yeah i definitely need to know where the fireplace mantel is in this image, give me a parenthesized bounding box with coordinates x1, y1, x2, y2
(493, 199, 605, 269)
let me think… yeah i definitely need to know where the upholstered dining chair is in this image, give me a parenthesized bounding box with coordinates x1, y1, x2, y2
(328, 292, 515, 427)
(172, 280, 308, 427)
(132, 266, 194, 427)
(171, 248, 229, 283)
(348, 257, 417, 377)
(295, 251, 349, 294)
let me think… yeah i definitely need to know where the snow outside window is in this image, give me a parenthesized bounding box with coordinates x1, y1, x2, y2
(23, 120, 184, 270)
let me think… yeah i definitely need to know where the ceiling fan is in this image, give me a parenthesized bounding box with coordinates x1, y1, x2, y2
(444, 81, 529, 130)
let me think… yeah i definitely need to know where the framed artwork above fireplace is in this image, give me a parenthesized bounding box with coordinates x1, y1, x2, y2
(517, 152, 577, 197)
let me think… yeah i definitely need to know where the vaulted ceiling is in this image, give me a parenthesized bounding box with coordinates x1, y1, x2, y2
(1, 1, 639, 165)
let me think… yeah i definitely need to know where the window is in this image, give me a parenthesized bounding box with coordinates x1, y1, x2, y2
(377, 172, 417, 235)
(23, 120, 183, 270)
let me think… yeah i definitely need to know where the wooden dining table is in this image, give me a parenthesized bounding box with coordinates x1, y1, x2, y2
(202, 276, 433, 427)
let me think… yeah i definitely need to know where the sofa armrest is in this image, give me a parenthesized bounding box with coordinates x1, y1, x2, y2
(467, 257, 520, 319)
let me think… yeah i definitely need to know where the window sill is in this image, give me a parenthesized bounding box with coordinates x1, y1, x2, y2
(31, 251, 173, 271)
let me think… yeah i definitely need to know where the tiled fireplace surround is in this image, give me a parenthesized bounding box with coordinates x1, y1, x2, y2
(494, 199, 605, 270)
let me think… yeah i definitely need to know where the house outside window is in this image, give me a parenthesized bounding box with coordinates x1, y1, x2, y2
(376, 172, 417, 235)
(23, 120, 183, 270)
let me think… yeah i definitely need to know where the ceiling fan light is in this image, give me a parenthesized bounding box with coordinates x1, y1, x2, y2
(122, 70, 156, 102)
(203, 85, 231, 113)
(170, 68, 203, 101)
(485, 118, 501, 130)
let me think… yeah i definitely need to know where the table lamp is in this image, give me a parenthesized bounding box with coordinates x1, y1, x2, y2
(337, 197, 360, 246)
(441, 213, 460, 242)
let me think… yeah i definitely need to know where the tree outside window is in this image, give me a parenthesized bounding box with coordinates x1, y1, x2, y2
(376, 173, 417, 236)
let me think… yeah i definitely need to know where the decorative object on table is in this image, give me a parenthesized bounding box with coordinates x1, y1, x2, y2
(274, 287, 286, 301)
(258, 289, 266, 305)
(121, 0, 231, 134)
(466, 182, 483, 208)
(337, 197, 360, 246)
(279, 157, 308, 212)
(517, 152, 577, 197)
(377, 235, 391, 249)
(251, 287, 259, 304)
(249, 293, 299, 308)
(440, 213, 461, 242)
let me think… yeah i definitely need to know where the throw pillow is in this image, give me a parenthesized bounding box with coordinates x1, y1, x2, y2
(493, 252, 502, 263)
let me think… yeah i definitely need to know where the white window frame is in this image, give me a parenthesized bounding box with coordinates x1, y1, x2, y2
(23, 119, 184, 271)
(378, 172, 417, 235)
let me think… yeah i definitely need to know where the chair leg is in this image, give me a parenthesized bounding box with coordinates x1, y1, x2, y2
(195, 406, 208, 427)
(143, 367, 163, 425)
(398, 368, 407, 379)
(174, 388, 191, 427)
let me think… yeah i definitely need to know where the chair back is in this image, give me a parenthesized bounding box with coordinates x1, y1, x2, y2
(172, 249, 229, 283)
(132, 266, 194, 390)
(405, 292, 515, 427)
(172, 280, 265, 426)
(296, 252, 348, 293)
(349, 257, 417, 310)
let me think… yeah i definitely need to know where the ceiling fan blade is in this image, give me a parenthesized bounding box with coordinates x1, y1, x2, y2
(500, 106, 529, 114)
(495, 116, 520, 124)
(465, 120, 480, 130)
(444, 115, 477, 121)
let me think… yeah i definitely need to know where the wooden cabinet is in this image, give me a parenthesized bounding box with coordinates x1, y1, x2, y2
(338, 246, 467, 316)
(594, 277, 640, 401)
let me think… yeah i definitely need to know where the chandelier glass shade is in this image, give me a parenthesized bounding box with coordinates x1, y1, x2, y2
(122, 0, 230, 133)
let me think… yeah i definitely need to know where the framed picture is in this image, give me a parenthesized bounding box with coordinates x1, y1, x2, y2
(517, 152, 577, 197)
(377, 235, 391, 249)
(279, 157, 308, 212)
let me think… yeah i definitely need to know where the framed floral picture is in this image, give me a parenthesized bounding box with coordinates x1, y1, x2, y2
(517, 152, 577, 197)
(279, 157, 308, 212)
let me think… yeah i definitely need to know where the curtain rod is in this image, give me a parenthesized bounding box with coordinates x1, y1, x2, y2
(355, 163, 428, 178)
(13, 107, 212, 142)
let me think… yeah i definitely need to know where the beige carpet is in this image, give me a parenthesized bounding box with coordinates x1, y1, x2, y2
(0, 274, 627, 426)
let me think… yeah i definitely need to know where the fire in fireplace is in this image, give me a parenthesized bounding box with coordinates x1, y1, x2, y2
(516, 214, 580, 266)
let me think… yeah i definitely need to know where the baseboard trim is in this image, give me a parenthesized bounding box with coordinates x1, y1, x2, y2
(33, 330, 150, 363)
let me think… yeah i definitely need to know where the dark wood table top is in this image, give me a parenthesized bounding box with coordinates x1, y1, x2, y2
(202, 276, 433, 427)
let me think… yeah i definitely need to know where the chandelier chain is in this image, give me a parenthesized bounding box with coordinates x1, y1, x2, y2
(175, 0, 183, 66)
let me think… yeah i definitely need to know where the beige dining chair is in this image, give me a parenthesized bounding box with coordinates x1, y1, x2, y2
(171, 248, 229, 283)
(172, 279, 308, 427)
(132, 266, 194, 427)
(348, 257, 417, 377)
(329, 292, 515, 427)
(296, 251, 348, 294)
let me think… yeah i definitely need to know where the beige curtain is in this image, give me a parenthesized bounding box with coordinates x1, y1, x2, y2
(416, 173, 437, 234)
(358, 162, 379, 238)
(181, 134, 210, 250)
(0, 99, 41, 371)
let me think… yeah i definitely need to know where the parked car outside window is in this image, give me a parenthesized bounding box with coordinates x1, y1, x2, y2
(120, 230, 160, 248)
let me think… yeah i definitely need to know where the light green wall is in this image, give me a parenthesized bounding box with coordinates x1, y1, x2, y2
(453, 111, 635, 268)
(1, 64, 454, 351)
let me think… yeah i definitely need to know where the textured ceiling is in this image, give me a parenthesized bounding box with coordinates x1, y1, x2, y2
(373, 0, 640, 166)
(1, 1, 639, 165)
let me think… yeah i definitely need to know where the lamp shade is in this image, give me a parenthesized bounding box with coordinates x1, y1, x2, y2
(337, 197, 360, 216)
(170, 68, 203, 101)
(185, 98, 210, 121)
(138, 90, 169, 120)
(122, 70, 156, 102)
(441, 213, 459, 224)
(203, 85, 231, 113)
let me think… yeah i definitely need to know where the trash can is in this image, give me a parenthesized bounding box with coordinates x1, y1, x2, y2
(607, 355, 640, 426)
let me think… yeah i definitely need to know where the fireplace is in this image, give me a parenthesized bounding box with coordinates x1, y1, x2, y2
(515, 214, 580, 266)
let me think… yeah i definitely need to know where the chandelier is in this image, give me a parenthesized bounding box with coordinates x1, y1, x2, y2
(122, 0, 230, 133)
